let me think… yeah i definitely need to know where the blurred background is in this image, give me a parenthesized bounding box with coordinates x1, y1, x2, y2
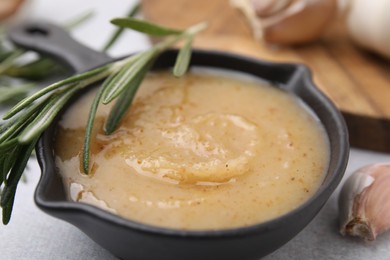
(15, 0, 150, 55)
(1, 0, 390, 259)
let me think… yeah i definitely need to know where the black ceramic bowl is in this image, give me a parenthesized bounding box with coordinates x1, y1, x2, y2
(9, 22, 349, 260)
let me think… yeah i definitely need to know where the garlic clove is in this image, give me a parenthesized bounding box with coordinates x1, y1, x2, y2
(339, 164, 390, 240)
(345, 0, 390, 59)
(261, 0, 338, 45)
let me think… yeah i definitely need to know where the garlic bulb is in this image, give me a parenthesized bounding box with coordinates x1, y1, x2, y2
(230, 0, 337, 45)
(339, 164, 390, 240)
(345, 0, 390, 59)
(0, 0, 25, 21)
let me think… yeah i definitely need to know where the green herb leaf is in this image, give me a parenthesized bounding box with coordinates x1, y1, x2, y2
(65, 10, 95, 30)
(0, 84, 34, 104)
(102, 52, 154, 103)
(173, 36, 193, 77)
(18, 84, 81, 143)
(2, 191, 14, 225)
(0, 139, 18, 151)
(0, 137, 37, 224)
(3, 65, 110, 119)
(1, 146, 20, 184)
(102, 3, 141, 52)
(0, 49, 24, 75)
(0, 95, 48, 131)
(82, 87, 105, 174)
(0, 51, 14, 63)
(104, 63, 149, 134)
(111, 17, 183, 36)
(0, 100, 46, 143)
(0, 156, 7, 186)
(3, 59, 63, 81)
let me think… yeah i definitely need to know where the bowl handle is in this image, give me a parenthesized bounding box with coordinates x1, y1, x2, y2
(7, 21, 112, 73)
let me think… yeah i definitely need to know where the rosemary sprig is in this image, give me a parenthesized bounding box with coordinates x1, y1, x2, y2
(83, 19, 207, 172)
(0, 5, 139, 106)
(0, 17, 207, 224)
(111, 17, 183, 36)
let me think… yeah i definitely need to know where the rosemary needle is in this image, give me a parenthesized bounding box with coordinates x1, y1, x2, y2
(0, 83, 34, 104)
(65, 10, 95, 30)
(173, 35, 193, 77)
(0, 49, 24, 75)
(102, 3, 141, 52)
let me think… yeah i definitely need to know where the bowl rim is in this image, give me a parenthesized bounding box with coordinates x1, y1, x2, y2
(35, 48, 349, 238)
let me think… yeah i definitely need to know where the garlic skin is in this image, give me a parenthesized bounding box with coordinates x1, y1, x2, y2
(339, 164, 390, 240)
(251, 0, 292, 17)
(231, 0, 337, 45)
(345, 0, 390, 59)
(260, 0, 337, 45)
(231, 0, 264, 40)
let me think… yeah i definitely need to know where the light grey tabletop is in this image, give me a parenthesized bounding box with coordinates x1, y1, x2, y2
(2, 0, 390, 259)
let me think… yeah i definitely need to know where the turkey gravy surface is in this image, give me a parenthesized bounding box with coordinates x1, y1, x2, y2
(55, 69, 329, 230)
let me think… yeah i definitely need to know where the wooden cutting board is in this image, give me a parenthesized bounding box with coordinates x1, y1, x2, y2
(141, 0, 390, 152)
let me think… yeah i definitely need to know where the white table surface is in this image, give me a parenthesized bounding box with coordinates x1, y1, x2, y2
(2, 0, 390, 259)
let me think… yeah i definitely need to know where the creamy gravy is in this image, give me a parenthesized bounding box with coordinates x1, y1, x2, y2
(55, 69, 329, 230)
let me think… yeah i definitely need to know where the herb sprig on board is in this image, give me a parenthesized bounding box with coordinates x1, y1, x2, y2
(0, 10, 95, 106)
(0, 17, 207, 224)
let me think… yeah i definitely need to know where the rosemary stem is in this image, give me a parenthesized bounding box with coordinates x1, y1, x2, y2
(153, 22, 208, 53)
